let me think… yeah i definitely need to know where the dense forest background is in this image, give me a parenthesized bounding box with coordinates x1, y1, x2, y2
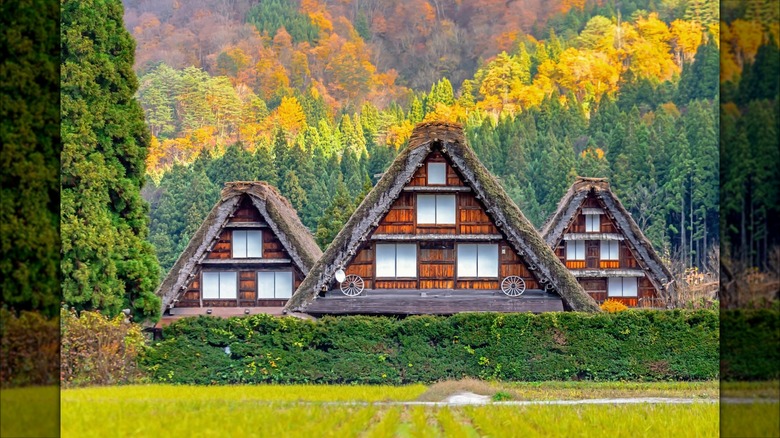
(121, 0, 771, 285)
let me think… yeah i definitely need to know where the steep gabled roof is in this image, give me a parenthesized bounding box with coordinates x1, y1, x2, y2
(285, 121, 600, 313)
(540, 177, 677, 305)
(157, 181, 323, 313)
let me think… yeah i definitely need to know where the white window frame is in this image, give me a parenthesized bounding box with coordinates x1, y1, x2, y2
(417, 194, 456, 225)
(257, 271, 293, 299)
(457, 243, 499, 278)
(427, 162, 447, 185)
(608, 277, 638, 297)
(202, 271, 237, 300)
(565, 240, 586, 261)
(232, 230, 263, 258)
(375, 243, 417, 278)
(585, 214, 600, 232)
(600, 240, 619, 260)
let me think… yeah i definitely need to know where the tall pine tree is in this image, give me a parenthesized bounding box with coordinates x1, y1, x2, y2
(61, 0, 161, 321)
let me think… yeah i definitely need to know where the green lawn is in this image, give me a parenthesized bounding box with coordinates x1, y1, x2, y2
(57, 383, 730, 438)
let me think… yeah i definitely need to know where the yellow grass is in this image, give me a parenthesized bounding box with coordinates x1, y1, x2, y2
(58, 384, 728, 438)
(0, 386, 60, 438)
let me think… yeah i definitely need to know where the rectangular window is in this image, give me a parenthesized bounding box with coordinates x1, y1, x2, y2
(427, 162, 447, 185)
(257, 271, 293, 299)
(585, 214, 600, 232)
(202, 271, 237, 299)
(457, 244, 498, 278)
(232, 230, 262, 258)
(600, 240, 619, 260)
(417, 194, 456, 224)
(375, 244, 417, 278)
(566, 240, 585, 260)
(608, 277, 638, 297)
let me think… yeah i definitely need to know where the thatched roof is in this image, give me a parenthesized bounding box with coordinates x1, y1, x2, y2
(285, 121, 600, 313)
(540, 177, 677, 305)
(157, 181, 322, 313)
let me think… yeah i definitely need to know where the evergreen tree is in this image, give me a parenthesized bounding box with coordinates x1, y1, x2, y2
(315, 180, 354, 249)
(1, 0, 61, 315)
(61, 0, 160, 321)
(677, 40, 719, 103)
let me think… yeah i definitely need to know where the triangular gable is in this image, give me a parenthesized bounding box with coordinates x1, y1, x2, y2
(285, 122, 600, 313)
(157, 181, 322, 313)
(540, 177, 677, 305)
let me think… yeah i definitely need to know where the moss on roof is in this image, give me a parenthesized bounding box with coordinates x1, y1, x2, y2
(285, 121, 600, 313)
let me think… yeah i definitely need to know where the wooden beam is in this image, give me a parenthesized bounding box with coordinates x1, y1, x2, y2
(569, 269, 646, 278)
(371, 234, 503, 241)
(402, 186, 472, 193)
(563, 233, 624, 241)
(304, 290, 563, 315)
(200, 258, 292, 265)
(223, 222, 268, 228)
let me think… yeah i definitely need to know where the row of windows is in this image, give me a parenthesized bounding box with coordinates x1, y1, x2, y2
(565, 240, 620, 261)
(375, 243, 499, 278)
(202, 271, 292, 299)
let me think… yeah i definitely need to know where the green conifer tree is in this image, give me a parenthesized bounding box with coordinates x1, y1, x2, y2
(61, 0, 161, 321)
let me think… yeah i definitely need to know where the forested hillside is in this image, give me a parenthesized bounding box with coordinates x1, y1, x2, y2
(122, 0, 746, 281)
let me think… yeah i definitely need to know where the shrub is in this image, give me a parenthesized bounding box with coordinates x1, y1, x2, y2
(60, 308, 146, 387)
(141, 310, 721, 384)
(600, 299, 629, 313)
(0, 308, 59, 387)
(720, 308, 780, 381)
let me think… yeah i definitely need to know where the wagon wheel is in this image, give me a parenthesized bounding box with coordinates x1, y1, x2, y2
(340, 275, 365, 296)
(501, 276, 526, 297)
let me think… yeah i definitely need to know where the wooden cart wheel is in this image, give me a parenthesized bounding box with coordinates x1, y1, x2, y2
(501, 276, 526, 297)
(340, 275, 364, 296)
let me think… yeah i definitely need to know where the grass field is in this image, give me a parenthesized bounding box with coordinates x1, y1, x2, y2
(0, 386, 60, 438)
(57, 383, 728, 438)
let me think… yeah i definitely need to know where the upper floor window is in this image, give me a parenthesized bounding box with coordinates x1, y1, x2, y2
(427, 162, 446, 185)
(202, 271, 237, 299)
(608, 277, 637, 297)
(457, 244, 498, 278)
(376, 243, 417, 278)
(600, 240, 619, 260)
(417, 194, 456, 224)
(566, 240, 585, 260)
(258, 271, 293, 299)
(233, 230, 262, 258)
(585, 214, 600, 232)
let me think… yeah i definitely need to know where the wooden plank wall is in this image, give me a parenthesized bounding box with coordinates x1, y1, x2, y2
(557, 194, 662, 307)
(344, 154, 540, 291)
(178, 195, 303, 307)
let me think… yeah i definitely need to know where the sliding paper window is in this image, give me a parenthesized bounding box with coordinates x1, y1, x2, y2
(257, 271, 293, 299)
(585, 214, 600, 232)
(566, 240, 585, 260)
(600, 240, 619, 260)
(427, 162, 447, 185)
(202, 272, 237, 299)
(417, 194, 456, 224)
(608, 277, 638, 297)
(457, 244, 498, 278)
(233, 230, 262, 258)
(376, 244, 417, 277)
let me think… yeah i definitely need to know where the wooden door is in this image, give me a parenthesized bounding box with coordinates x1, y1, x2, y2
(586, 241, 599, 269)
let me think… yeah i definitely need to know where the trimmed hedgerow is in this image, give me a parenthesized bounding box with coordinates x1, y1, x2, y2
(720, 307, 780, 381)
(140, 310, 721, 384)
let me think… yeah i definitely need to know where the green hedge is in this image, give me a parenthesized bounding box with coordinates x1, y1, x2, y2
(141, 310, 721, 384)
(720, 307, 780, 381)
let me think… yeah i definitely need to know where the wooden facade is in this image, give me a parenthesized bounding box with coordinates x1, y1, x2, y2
(542, 178, 674, 308)
(175, 197, 305, 310)
(342, 152, 541, 294)
(157, 182, 322, 321)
